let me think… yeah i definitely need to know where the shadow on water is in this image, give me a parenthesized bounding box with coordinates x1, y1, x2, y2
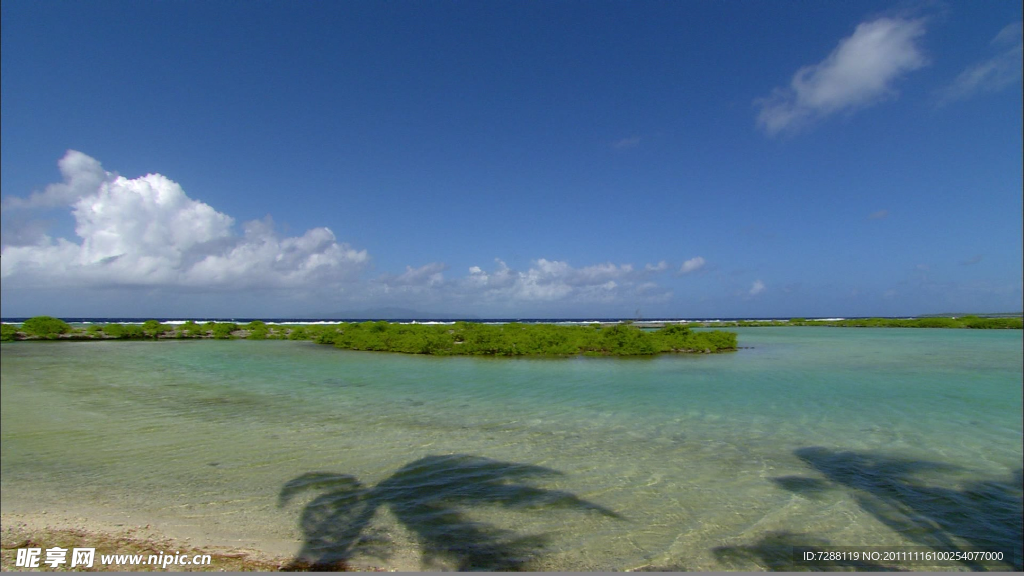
(763, 447, 1022, 571)
(278, 454, 622, 571)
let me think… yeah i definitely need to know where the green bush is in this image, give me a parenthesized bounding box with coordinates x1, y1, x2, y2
(21, 316, 71, 337)
(1, 323, 18, 341)
(142, 319, 170, 337)
(211, 323, 238, 339)
(310, 325, 340, 345)
(914, 317, 960, 329)
(247, 323, 270, 340)
(315, 321, 737, 357)
(180, 321, 203, 338)
(102, 323, 125, 337)
(600, 324, 657, 355)
(958, 316, 1022, 329)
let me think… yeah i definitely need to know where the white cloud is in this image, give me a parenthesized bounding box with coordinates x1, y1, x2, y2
(679, 256, 706, 274)
(612, 136, 641, 150)
(993, 22, 1023, 47)
(869, 209, 889, 219)
(749, 279, 766, 296)
(2, 153, 686, 314)
(0, 218, 51, 247)
(935, 22, 1022, 106)
(1, 151, 369, 290)
(383, 262, 447, 287)
(756, 17, 928, 135)
(2, 150, 111, 209)
(460, 258, 662, 303)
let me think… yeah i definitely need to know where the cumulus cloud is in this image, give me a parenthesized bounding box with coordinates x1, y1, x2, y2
(2, 150, 111, 209)
(461, 258, 666, 304)
(756, 17, 928, 135)
(935, 22, 1022, 106)
(2, 153, 687, 314)
(749, 279, 766, 296)
(0, 218, 51, 247)
(1, 151, 369, 290)
(679, 256, 706, 274)
(383, 262, 447, 288)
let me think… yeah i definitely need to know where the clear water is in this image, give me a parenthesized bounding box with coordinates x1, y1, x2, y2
(2, 328, 1021, 570)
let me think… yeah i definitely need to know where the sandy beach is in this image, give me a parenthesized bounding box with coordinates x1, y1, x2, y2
(0, 512, 306, 572)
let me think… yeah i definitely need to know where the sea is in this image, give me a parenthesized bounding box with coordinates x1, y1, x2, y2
(1, 321, 1021, 571)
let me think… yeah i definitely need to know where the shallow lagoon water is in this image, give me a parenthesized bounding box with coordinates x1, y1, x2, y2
(2, 328, 1021, 570)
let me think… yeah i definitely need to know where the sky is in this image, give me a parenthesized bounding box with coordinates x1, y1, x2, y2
(1, 1, 1021, 319)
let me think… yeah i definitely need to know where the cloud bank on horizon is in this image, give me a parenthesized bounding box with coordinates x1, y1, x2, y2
(1, 151, 369, 290)
(1, 151, 698, 314)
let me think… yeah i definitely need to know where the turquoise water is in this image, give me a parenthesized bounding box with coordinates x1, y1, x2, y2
(1, 328, 1021, 570)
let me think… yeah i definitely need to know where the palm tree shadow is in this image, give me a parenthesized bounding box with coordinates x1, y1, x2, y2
(771, 447, 1022, 571)
(279, 454, 622, 571)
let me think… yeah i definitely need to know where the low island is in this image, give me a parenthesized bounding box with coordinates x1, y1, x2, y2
(0, 316, 738, 356)
(5, 314, 1020, 356)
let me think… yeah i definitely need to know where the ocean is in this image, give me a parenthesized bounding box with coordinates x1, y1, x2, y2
(1, 327, 1021, 570)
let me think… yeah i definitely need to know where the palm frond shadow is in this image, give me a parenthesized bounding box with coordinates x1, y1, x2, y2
(770, 447, 1022, 571)
(279, 454, 622, 571)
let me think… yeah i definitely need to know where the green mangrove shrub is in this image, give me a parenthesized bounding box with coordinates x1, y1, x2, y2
(307, 321, 737, 357)
(142, 320, 171, 338)
(21, 316, 72, 338)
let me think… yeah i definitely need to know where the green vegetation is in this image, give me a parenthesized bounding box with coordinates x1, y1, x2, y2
(141, 319, 171, 337)
(957, 315, 1024, 329)
(735, 316, 1023, 329)
(4, 312, 1018, 353)
(211, 322, 239, 339)
(313, 321, 737, 356)
(21, 316, 72, 338)
(245, 320, 271, 340)
(180, 320, 204, 338)
(920, 311, 1023, 318)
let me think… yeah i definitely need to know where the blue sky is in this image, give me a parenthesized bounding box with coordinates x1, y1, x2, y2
(2, 1, 1021, 318)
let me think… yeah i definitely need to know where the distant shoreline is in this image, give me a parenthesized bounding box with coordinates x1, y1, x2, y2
(3, 312, 1022, 325)
(3, 315, 1021, 343)
(1, 318, 740, 356)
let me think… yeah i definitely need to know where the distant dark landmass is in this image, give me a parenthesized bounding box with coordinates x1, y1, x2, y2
(302, 307, 480, 320)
